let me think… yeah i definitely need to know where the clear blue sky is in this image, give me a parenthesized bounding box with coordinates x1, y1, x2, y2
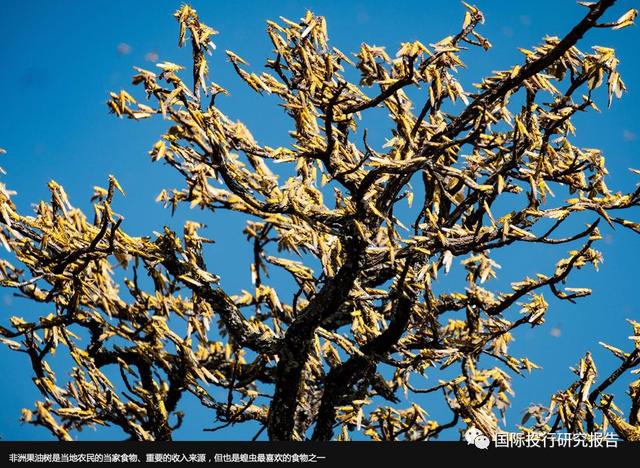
(0, 0, 638, 440)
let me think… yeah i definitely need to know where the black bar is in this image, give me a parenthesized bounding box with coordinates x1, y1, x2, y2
(0, 441, 637, 466)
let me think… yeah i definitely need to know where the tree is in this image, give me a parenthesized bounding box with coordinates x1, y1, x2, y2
(1, 0, 639, 442)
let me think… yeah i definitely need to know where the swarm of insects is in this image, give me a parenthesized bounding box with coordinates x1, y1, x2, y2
(1, 1, 639, 441)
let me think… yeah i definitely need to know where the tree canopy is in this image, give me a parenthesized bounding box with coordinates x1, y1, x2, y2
(1, 0, 640, 441)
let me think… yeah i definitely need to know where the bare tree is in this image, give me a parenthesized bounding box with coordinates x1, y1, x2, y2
(1, 1, 639, 441)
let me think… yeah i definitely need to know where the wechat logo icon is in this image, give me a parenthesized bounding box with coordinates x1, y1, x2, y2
(464, 427, 491, 449)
